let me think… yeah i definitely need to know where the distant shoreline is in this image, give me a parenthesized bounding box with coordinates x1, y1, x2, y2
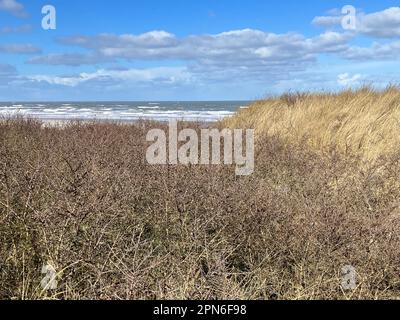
(0, 101, 251, 124)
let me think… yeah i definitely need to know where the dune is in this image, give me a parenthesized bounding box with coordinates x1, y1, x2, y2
(225, 86, 400, 162)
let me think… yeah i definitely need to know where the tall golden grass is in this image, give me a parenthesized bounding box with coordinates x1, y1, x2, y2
(225, 86, 400, 161)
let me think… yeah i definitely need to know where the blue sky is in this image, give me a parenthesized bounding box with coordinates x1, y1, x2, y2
(0, 0, 400, 101)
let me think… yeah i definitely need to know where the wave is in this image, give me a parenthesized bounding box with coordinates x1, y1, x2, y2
(137, 106, 160, 109)
(0, 101, 248, 122)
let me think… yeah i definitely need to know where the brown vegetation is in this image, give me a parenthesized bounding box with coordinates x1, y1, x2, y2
(1, 90, 400, 300)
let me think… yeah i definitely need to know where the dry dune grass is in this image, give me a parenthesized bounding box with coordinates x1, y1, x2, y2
(225, 86, 400, 162)
(0, 114, 399, 300)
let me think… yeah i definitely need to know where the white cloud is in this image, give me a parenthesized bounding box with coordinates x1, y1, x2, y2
(27, 28, 355, 86)
(58, 29, 351, 61)
(29, 27, 391, 87)
(359, 7, 400, 38)
(311, 7, 400, 61)
(29, 67, 192, 87)
(337, 73, 362, 87)
(341, 41, 400, 60)
(313, 7, 400, 38)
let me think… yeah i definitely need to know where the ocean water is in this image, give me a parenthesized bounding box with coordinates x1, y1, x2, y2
(0, 101, 251, 122)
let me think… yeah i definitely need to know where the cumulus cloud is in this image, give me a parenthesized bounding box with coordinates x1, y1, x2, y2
(27, 29, 354, 84)
(32, 8, 396, 72)
(0, 0, 27, 17)
(55, 29, 352, 61)
(341, 41, 400, 60)
(359, 7, 400, 38)
(311, 7, 400, 61)
(313, 7, 400, 38)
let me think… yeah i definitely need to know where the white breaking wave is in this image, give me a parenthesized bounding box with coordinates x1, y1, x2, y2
(0, 101, 249, 122)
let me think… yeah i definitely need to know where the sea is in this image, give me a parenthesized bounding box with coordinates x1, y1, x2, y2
(0, 101, 251, 123)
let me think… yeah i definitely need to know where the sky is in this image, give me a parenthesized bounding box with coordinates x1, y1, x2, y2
(0, 0, 399, 101)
